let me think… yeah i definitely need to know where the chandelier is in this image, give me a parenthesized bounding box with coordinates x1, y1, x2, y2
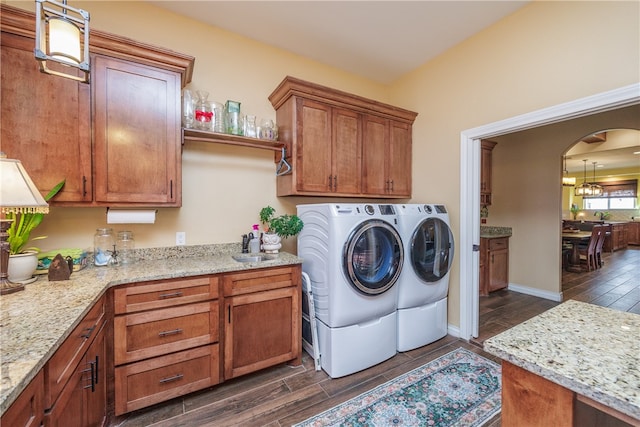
(574, 159, 593, 196)
(562, 155, 576, 187)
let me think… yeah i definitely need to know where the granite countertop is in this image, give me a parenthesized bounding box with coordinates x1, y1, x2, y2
(0, 244, 302, 415)
(480, 225, 512, 239)
(484, 300, 640, 420)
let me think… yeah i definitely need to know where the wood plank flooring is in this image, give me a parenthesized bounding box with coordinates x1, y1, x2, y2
(114, 247, 638, 427)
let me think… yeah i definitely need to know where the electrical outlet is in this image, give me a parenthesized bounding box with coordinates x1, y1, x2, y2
(176, 232, 186, 246)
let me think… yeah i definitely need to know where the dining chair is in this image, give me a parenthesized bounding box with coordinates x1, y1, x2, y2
(595, 224, 610, 268)
(579, 225, 601, 272)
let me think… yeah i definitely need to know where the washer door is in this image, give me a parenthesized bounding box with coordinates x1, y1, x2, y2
(411, 218, 454, 283)
(343, 219, 404, 295)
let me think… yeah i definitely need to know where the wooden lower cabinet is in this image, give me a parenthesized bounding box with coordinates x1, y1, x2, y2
(610, 223, 629, 251)
(46, 321, 107, 427)
(223, 266, 302, 379)
(113, 276, 220, 416)
(0, 370, 44, 427)
(628, 222, 640, 245)
(480, 237, 509, 296)
(114, 344, 219, 415)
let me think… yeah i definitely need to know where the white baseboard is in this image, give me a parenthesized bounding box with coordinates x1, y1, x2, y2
(447, 324, 461, 338)
(507, 283, 563, 302)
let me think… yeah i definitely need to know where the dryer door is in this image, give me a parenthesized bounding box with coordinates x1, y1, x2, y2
(411, 217, 454, 283)
(343, 219, 404, 295)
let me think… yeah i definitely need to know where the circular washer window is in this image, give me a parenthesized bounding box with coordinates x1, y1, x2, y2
(343, 219, 404, 295)
(410, 217, 454, 283)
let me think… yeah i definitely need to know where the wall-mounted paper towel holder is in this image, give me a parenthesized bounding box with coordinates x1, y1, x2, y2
(106, 208, 157, 224)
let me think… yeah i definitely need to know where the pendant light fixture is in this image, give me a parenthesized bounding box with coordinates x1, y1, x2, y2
(34, 0, 90, 83)
(562, 155, 576, 186)
(590, 161, 603, 196)
(574, 159, 593, 196)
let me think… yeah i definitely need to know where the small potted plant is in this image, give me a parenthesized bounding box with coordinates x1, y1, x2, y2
(570, 204, 580, 220)
(7, 180, 65, 281)
(259, 206, 304, 253)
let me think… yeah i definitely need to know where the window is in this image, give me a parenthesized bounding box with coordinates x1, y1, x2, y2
(583, 179, 637, 210)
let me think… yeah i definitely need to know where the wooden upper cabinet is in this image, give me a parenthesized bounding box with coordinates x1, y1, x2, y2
(1, 32, 93, 203)
(269, 76, 417, 198)
(362, 115, 412, 197)
(93, 55, 181, 205)
(481, 140, 497, 206)
(0, 4, 194, 207)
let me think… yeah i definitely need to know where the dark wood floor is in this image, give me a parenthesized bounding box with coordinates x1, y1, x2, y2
(114, 247, 639, 427)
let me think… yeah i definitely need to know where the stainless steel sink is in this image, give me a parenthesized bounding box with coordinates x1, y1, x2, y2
(232, 254, 275, 263)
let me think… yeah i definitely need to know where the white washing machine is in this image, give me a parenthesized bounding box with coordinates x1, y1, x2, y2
(395, 204, 454, 352)
(297, 203, 404, 378)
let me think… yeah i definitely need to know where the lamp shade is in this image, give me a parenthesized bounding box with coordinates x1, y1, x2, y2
(0, 156, 49, 214)
(48, 17, 81, 64)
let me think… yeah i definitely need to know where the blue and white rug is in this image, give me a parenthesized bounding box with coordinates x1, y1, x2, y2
(295, 347, 501, 427)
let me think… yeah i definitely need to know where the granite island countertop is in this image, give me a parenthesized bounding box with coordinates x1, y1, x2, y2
(484, 300, 640, 420)
(0, 244, 302, 415)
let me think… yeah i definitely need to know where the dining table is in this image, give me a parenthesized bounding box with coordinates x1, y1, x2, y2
(562, 230, 592, 272)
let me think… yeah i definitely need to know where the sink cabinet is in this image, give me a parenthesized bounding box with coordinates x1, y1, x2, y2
(0, 4, 194, 207)
(269, 76, 417, 198)
(223, 266, 302, 379)
(628, 222, 640, 245)
(113, 276, 220, 415)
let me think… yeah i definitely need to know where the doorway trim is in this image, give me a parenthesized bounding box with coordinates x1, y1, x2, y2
(459, 83, 640, 340)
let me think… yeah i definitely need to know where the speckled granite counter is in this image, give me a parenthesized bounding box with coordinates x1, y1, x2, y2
(0, 244, 302, 415)
(480, 225, 512, 239)
(485, 300, 640, 420)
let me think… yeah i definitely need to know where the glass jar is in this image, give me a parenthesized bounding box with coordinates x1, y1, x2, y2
(94, 228, 114, 267)
(182, 89, 195, 129)
(195, 90, 213, 130)
(210, 101, 225, 133)
(117, 231, 135, 265)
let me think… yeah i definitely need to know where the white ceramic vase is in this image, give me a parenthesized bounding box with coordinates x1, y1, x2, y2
(8, 251, 38, 282)
(261, 233, 282, 254)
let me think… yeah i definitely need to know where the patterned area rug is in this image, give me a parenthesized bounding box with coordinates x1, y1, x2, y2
(295, 347, 501, 427)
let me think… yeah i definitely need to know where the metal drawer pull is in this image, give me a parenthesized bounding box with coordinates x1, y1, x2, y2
(158, 328, 183, 337)
(159, 291, 183, 299)
(159, 374, 183, 384)
(80, 325, 96, 339)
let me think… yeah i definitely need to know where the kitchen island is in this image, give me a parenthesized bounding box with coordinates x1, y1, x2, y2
(0, 244, 302, 417)
(485, 300, 639, 426)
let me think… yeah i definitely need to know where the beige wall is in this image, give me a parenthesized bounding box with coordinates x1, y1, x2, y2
(8, 1, 640, 327)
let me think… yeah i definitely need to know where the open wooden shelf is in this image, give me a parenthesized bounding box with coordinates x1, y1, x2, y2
(182, 128, 283, 152)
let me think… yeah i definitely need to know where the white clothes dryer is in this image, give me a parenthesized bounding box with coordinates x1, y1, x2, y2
(395, 204, 454, 351)
(297, 203, 404, 378)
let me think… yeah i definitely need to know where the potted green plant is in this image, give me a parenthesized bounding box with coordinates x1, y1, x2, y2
(569, 204, 580, 220)
(7, 180, 65, 281)
(259, 206, 304, 253)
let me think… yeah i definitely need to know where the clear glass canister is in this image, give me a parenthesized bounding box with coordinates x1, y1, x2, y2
(94, 228, 114, 266)
(117, 231, 135, 265)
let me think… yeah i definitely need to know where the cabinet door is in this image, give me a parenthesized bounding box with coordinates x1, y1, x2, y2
(362, 114, 388, 195)
(332, 107, 362, 194)
(47, 322, 106, 427)
(387, 120, 412, 197)
(1, 32, 92, 203)
(296, 98, 332, 193)
(480, 140, 496, 206)
(93, 55, 181, 206)
(224, 287, 299, 379)
(488, 238, 509, 292)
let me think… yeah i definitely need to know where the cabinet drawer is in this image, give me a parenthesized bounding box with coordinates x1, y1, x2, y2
(115, 344, 220, 415)
(114, 302, 219, 365)
(45, 296, 106, 409)
(114, 276, 218, 314)
(1, 370, 44, 427)
(223, 266, 301, 296)
(488, 238, 508, 251)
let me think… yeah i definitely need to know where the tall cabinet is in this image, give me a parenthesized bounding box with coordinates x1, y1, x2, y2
(0, 5, 194, 207)
(269, 76, 417, 198)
